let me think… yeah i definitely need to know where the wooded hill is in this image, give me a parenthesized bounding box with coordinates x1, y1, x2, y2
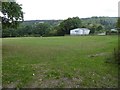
(81, 17, 117, 30)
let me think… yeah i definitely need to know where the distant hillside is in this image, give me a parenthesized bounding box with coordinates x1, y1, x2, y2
(21, 20, 63, 26)
(81, 17, 117, 30)
(21, 17, 117, 30)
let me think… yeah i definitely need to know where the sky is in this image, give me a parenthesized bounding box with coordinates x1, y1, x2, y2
(16, 0, 119, 20)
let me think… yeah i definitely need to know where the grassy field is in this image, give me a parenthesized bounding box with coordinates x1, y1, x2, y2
(2, 36, 118, 88)
(0, 38, 2, 88)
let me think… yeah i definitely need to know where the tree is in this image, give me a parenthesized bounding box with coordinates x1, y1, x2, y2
(57, 17, 82, 35)
(23, 25, 33, 36)
(47, 26, 58, 36)
(34, 23, 50, 36)
(16, 25, 33, 37)
(2, 28, 18, 37)
(96, 25, 103, 31)
(1, 1, 23, 29)
(87, 24, 96, 34)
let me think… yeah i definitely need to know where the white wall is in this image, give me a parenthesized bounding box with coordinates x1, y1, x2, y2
(70, 28, 90, 35)
(0, 12, 4, 17)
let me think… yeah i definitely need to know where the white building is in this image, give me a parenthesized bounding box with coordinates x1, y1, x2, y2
(0, 11, 4, 17)
(0, 11, 4, 24)
(70, 28, 90, 35)
(111, 29, 118, 32)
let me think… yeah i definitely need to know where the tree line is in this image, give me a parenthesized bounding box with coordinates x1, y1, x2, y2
(2, 16, 117, 37)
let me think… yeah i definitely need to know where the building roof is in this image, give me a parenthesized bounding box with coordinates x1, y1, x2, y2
(70, 28, 90, 31)
(111, 29, 118, 31)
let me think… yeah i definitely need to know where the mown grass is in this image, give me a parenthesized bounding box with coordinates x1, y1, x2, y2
(2, 36, 118, 88)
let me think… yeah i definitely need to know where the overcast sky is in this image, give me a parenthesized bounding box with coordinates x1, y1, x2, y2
(16, 0, 119, 20)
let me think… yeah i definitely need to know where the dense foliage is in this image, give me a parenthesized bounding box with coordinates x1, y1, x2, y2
(1, 2, 23, 29)
(57, 17, 82, 35)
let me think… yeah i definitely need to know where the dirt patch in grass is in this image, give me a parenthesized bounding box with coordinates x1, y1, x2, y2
(26, 76, 83, 88)
(24, 64, 83, 88)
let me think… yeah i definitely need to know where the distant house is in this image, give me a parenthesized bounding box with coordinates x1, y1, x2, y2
(70, 28, 90, 35)
(111, 29, 118, 32)
(110, 29, 118, 35)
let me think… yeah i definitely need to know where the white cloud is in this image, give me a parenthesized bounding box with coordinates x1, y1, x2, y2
(16, 0, 119, 20)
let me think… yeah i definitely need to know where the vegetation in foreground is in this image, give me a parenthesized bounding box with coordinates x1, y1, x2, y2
(2, 35, 118, 88)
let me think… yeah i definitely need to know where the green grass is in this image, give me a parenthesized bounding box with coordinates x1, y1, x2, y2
(0, 38, 2, 88)
(2, 36, 118, 88)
